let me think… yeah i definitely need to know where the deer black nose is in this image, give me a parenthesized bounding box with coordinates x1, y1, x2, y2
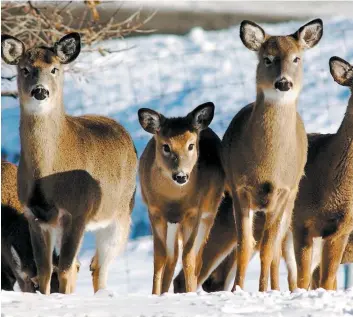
(172, 172, 189, 185)
(274, 78, 293, 91)
(31, 86, 49, 100)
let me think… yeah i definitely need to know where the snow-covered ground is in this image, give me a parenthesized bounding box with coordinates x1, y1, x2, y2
(1, 237, 352, 317)
(1, 18, 353, 316)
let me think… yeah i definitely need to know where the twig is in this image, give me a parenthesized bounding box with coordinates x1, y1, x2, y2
(1, 91, 19, 98)
(1, 75, 17, 81)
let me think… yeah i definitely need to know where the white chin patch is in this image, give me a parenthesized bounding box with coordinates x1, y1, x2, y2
(23, 98, 54, 115)
(263, 88, 298, 105)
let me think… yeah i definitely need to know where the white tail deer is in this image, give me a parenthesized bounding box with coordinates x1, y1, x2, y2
(1, 33, 137, 294)
(293, 56, 353, 290)
(222, 19, 323, 291)
(138, 103, 225, 294)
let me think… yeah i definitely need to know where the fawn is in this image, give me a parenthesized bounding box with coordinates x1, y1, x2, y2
(1, 33, 137, 294)
(138, 102, 225, 294)
(293, 56, 353, 290)
(222, 19, 323, 291)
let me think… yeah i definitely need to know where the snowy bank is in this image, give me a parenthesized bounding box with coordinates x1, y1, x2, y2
(2, 287, 353, 317)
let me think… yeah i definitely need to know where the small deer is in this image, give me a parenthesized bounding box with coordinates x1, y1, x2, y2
(293, 56, 353, 290)
(1, 160, 61, 293)
(1, 33, 137, 294)
(222, 19, 323, 291)
(138, 102, 225, 294)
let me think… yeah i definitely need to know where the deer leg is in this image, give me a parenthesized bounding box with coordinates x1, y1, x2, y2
(28, 222, 55, 295)
(161, 223, 179, 294)
(232, 193, 254, 291)
(58, 218, 84, 294)
(259, 217, 282, 292)
(194, 213, 217, 281)
(311, 265, 320, 290)
(320, 234, 349, 290)
(294, 226, 313, 289)
(181, 214, 200, 292)
(270, 250, 281, 291)
(282, 232, 298, 291)
(150, 215, 167, 295)
(199, 242, 237, 291)
(174, 202, 237, 293)
(92, 217, 130, 293)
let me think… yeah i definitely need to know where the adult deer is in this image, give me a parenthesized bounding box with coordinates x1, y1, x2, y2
(222, 19, 323, 291)
(1, 33, 137, 294)
(293, 56, 353, 290)
(138, 103, 225, 294)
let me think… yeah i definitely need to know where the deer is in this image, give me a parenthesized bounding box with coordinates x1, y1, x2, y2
(293, 56, 353, 290)
(1, 160, 63, 293)
(221, 19, 323, 292)
(1, 33, 138, 294)
(138, 102, 225, 294)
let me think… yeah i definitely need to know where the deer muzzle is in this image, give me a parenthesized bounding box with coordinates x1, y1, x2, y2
(274, 77, 293, 92)
(31, 85, 49, 100)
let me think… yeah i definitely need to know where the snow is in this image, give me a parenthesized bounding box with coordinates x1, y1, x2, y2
(1, 18, 353, 316)
(2, 287, 353, 317)
(1, 237, 352, 317)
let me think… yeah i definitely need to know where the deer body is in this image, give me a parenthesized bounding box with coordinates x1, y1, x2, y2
(222, 19, 323, 291)
(1, 33, 137, 294)
(293, 56, 353, 290)
(138, 103, 225, 294)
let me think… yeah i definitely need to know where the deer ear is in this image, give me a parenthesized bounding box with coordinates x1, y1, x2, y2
(293, 19, 323, 50)
(329, 56, 353, 87)
(138, 108, 164, 134)
(240, 20, 266, 51)
(190, 102, 215, 131)
(54, 32, 81, 64)
(1, 35, 25, 65)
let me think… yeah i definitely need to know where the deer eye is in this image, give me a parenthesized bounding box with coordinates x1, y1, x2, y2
(163, 144, 171, 154)
(188, 144, 194, 151)
(51, 67, 59, 74)
(293, 57, 300, 64)
(264, 57, 272, 66)
(21, 67, 30, 76)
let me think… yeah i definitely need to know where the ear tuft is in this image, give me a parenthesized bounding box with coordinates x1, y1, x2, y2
(1, 34, 25, 65)
(54, 32, 81, 64)
(240, 20, 266, 51)
(190, 102, 215, 131)
(138, 108, 163, 134)
(329, 56, 353, 87)
(293, 18, 323, 50)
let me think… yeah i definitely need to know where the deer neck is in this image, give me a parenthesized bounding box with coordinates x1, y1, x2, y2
(338, 92, 353, 135)
(19, 97, 66, 178)
(249, 89, 298, 145)
(329, 92, 353, 187)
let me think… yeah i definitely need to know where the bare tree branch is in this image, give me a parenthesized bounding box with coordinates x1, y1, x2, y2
(1, 1, 157, 50)
(1, 91, 18, 98)
(1, 75, 17, 81)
